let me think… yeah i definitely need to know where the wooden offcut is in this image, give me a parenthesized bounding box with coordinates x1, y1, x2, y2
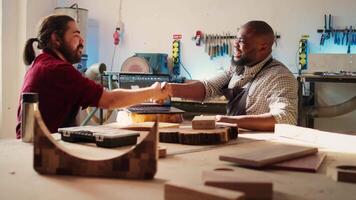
(220, 141, 318, 167)
(164, 182, 245, 200)
(327, 165, 356, 184)
(269, 152, 326, 172)
(192, 115, 216, 130)
(202, 170, 272, 200)
(159, 146, 167, 158)
(33, 109, 158, 179)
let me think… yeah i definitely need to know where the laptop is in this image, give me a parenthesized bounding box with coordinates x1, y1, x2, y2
(118, 73, 185, 114)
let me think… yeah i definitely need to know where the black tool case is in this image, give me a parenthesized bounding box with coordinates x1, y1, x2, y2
(58, 126, 140, 148)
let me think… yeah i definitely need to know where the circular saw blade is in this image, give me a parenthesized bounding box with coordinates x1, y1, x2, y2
(121, 56, 150, 73)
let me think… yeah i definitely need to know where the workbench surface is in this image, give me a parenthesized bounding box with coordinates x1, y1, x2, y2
(1, 130, 355, 200)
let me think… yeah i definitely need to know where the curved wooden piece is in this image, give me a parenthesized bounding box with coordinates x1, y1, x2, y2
(33, 110, 158, 179)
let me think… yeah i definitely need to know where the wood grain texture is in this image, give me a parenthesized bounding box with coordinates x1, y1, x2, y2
(192, 115, 216, 130)
(220, 142, 318, 167)
(159, 125, 238, 145)
(165, 182, 245, 200)
(129, 113, 183, 123)
(269, 152, 326, 172)
(33, 109, 158, 179)
(202, 171, 272, 200)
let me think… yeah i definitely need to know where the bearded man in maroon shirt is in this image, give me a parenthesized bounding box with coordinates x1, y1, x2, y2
(16, 15, 169, 138)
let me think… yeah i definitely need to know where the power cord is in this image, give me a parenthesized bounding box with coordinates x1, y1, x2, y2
(179, 62, 192, 79)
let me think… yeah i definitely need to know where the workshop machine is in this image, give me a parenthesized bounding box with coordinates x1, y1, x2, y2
(121, 53, 170, 74)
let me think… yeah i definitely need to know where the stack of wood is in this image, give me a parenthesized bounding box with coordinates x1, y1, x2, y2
(159, 116, 238, 145)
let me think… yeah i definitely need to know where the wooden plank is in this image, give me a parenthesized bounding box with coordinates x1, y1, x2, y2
(269, 152, 326, 172)
(165, 182, 245, 200)
(192, 115, 216, 130)
(202, 171, 272, 200)
(219, 142, 318, 167)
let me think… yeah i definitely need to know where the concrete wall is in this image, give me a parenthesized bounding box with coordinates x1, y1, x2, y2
(1, 0, 355, 137)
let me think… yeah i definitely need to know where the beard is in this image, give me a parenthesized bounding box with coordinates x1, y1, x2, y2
(231, 55, 251, 66)
(58, 42, 83, 64)
(231, 48, 258, 67)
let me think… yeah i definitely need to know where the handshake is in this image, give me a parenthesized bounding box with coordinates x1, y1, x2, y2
(150, 82, 172, 103)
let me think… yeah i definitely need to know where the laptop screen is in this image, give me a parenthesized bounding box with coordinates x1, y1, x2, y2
(118, 73, 171, 105)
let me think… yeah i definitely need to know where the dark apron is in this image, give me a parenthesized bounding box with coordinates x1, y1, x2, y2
(223, 58, 273, 116)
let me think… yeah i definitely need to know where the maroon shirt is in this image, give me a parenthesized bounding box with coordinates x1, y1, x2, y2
(16, 51, 103, 139)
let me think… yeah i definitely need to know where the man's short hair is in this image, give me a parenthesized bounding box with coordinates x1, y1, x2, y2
(243, 20, 274, 36)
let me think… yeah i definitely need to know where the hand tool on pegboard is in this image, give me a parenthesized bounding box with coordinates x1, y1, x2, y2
(347, 26, 352, 54)
(320, 14, 327, 46)
(204, 34, 209, 53)
(195, 30, 203, 46)
(325, 14, 331, 40)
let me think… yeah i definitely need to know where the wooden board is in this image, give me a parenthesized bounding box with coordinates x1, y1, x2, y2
(192, 115, 216, 130)
(220, 142, 318, 167)
(269, 152, 326, 172)
(202, 170, 272, 200)
(159, 125, 238, 145)
(165, 182, 245, 200)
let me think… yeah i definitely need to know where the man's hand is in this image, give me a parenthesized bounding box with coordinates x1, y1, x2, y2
(161, 82, 173, 96)
(150, 82, 171, 103)
(216, 115, 237, 124)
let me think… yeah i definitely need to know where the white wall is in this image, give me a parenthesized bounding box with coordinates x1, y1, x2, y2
(57, 0, 356, 77)
(58, 0, 356, 132)
(0, 0, 56, 138)
(1, 0, 21, 138)
(1, 0, 355, 137)
(0, 0, 3, 135)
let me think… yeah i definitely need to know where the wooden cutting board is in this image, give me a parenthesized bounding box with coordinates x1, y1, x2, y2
(269, 152, 326, 172)
(219, 142, 318, 167)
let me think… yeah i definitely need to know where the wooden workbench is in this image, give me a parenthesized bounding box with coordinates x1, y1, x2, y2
(1, 129, 356, 200)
